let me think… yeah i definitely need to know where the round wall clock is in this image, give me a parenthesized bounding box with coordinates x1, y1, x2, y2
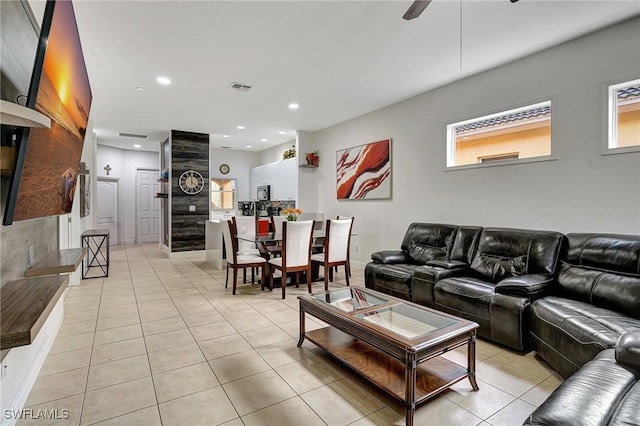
(179, 170, 205, 195)
(219, 164, 230, 175)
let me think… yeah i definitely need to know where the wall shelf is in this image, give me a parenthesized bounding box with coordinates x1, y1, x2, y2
(0, 275, 68, 350)
(299, 164, 318, 169)
(24, 247, 87, 277)
(0, 99, 51, 128)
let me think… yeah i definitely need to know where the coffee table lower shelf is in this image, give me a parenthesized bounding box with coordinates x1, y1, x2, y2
(305, 326, 469, 405)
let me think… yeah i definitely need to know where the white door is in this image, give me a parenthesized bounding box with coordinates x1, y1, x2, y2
(136, 169, 161, 243)
(97, 179, 118, 245)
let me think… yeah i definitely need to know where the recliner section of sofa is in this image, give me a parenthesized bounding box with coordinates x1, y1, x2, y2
(529, 233, 640, 378)
(364, 223, 481, 302)
(524, 331, 640, 426)
(433, 228, 565, 350)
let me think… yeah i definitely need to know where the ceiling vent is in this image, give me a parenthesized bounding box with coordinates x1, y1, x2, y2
(118, 132, 148, 139)
(221, 146, 231, 149)
(228, 82, 252, 92)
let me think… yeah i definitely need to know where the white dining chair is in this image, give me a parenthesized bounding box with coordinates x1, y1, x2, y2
(221, 219, 266, 294)
(267, 220, 315, 299)
(335, 216, 354, 277)
(232, 216, 261, 284)
(311, 218, 354, 291)
(268, 215, 289, 257)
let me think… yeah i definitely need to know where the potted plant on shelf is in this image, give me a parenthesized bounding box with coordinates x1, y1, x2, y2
(282, 207, 302, 221)
(305, 150, 319, 166)
(282, 145, 296, 160)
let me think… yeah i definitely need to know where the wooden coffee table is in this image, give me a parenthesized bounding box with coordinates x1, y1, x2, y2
(297, 287, 479, 426)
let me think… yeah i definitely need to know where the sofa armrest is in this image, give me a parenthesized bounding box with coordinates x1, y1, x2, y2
(426, 259, 468, 269)
(371, 250, 408, 264)
(615, 331, 640, 371)
(495, 274, 554, 298)
(414, 265, 470, 283)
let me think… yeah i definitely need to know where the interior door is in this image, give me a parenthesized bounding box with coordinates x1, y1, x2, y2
(136, 169, 161, 243)
(97, 178, 118, 245)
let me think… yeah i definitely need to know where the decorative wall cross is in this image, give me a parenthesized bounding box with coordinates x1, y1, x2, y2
(104, 164, 112, 175)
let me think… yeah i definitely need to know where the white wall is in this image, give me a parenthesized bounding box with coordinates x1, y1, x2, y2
(210, 147, 259, 201)
(96, 145, 159, 244)
(303, 17, 640, 265)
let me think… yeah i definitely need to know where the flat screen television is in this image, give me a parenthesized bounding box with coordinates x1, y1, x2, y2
(3, 0, 92, 225)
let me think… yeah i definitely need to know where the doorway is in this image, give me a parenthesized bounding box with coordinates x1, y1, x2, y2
(136, 169, 161, 244)
(97, 178, 119, 245)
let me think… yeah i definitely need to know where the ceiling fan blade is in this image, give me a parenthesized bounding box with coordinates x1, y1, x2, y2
(403, 0, 432, 20)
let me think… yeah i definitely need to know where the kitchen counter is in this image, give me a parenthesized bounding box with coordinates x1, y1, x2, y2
(205, 220, 224, 269)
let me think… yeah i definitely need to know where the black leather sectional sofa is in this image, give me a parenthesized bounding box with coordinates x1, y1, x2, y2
(365, 223, 640, 425)
(365, 224, 640, 357)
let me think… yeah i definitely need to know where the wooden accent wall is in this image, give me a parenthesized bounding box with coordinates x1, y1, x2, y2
(171, 130, 209, 252)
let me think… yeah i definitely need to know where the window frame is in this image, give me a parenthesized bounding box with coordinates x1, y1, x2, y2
(445, 99, 556, 171)
(604, 77, 640, 156)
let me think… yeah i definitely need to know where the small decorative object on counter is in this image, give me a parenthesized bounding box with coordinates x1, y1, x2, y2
(305, 150, 319, 166)
(282, 145, 296, 160)
(282, 207, 302, 221)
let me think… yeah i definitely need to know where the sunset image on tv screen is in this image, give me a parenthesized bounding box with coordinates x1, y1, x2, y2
(12, 0, 92, 222)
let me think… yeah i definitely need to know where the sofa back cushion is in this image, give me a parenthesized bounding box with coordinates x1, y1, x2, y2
(565, 234, 640, 275)
(470, 228, 565, 282)
(400, 223, 458, 264)
(450, 226, 483, 264)
(556, 233, 640, 318)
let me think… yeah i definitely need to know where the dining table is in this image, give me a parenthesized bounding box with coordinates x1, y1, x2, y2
(237, 230, 326, 289)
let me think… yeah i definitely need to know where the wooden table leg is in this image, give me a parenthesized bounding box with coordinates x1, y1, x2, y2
(468, 334, 479, 391)
(405, 354, 416, 426)
(297, 302, 306, 347)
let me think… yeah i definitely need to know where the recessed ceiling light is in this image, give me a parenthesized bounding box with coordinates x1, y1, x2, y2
(237, 125, 245, 130)
(288, 103, 299, 110)
(222, 134, 229, 138)
(260, 138, 268, 142)
(278, 131, 286, 135)
(246, 145, 252, 148)
(133, 144, 141, 148)
(136, 86, 145, 92)
(157, 76, 171, 85)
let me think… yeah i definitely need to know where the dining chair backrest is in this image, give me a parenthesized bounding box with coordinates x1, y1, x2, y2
(271, 215, 288, 240)
(326, 218, 353, 263)
(221, 219, 237, 264)
(283, 220, 314, 268)
(234, 216, 257, 253)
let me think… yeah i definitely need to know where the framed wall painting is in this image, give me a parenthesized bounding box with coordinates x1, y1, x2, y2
(336, 138, 391, 200)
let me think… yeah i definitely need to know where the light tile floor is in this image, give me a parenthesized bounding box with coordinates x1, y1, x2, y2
(20, 243, 563, 425)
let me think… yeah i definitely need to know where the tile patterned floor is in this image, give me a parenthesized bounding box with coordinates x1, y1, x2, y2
(20, 243, 563, 425)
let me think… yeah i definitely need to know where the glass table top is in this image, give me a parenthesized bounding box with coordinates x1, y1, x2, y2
(314, 287, 389, 312)
(356, 303, 459, 339)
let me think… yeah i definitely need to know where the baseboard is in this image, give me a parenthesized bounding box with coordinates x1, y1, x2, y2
(351, 259, 366, 269)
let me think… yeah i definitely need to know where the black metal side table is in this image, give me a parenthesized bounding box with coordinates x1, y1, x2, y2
(81, 229, 110, 279)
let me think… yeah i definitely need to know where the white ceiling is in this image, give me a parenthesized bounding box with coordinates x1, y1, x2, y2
(28, 0, 640, 153)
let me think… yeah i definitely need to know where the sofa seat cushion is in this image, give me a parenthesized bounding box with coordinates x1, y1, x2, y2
(609, 381, 640, 426)
(364, 263, 418, 301)
(435, 276, 530, 349)
(524, 349, 640, 426)
(530, 296, 640, 377)
(434, 277, 496, 321)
